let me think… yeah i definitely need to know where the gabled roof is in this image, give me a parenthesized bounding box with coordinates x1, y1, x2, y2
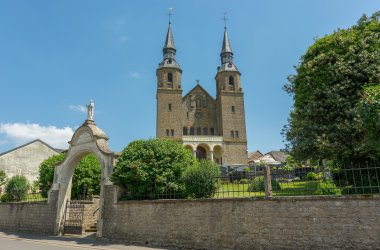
(0, 139, 63, 157)
(182, 83, 215, 101)
(267, 150, 288, 163)
(248, 150, 263, 161)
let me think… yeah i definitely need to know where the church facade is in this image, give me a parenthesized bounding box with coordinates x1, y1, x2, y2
(156, 22, 248, 165)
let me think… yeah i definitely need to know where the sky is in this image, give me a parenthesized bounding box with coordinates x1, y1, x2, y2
(0, 1, 379, 154)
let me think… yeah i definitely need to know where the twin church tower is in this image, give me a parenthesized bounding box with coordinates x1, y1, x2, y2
(156, 21, 248, 165)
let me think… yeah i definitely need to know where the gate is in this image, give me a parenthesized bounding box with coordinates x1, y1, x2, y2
(63, 199, 85, 235)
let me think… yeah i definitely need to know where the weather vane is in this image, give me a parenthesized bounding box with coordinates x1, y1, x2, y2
(167, 8, 173, 23)
(223, 12, 228, 29)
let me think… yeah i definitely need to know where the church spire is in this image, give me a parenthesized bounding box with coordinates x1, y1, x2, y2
(220, 27, 233, 64)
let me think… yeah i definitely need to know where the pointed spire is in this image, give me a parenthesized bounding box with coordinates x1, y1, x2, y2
(164, 22, 176, 50)
(221, 27, 232, 54)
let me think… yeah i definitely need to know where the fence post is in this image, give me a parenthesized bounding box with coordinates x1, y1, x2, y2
(264, 165, 272, 198)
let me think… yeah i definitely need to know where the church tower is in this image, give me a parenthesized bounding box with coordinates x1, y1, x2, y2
(156, 21, 183, 141)
(215, 26, 248, 165)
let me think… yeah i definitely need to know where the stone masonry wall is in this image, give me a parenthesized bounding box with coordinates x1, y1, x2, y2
(82, 197, 100, 232)
(0, 190, 58, 234)
(102, 186, 380, 250)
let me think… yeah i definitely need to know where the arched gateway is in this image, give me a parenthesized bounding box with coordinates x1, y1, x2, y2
(49, 119, 115, 237)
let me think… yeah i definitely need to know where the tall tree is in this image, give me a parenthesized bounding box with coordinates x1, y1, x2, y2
(283, 12, 380, 164)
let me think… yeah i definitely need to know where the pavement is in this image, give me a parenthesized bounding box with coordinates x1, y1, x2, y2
(0, 231, 169, 250)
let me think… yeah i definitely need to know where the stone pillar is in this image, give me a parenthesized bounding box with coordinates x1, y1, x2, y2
(264, 165, 272, 198)
(210, 151, 214, 161)
(193, 150, 197, 158)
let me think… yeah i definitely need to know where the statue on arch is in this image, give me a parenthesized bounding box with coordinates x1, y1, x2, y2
(87, 99, 94, 121)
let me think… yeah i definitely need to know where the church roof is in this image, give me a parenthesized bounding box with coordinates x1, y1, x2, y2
(0, 139, 63, 157)
(182, 83, 215, 101)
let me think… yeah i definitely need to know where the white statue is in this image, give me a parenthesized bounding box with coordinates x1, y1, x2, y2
(87, 100, 94, 121)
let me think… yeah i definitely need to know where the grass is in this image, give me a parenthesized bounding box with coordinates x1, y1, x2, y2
(213, 180, 321, 198)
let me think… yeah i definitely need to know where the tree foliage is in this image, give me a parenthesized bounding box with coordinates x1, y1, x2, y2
(283, 12, 380, 164)
(38, 153, 101, 199)
(0, 170, 7, 187)
(183, 160, 220, 198)
(111, 139, 197, 199)
(357, 84, 380, 156)
(38, 153, 66, 198)
(5, 175, 30, 201)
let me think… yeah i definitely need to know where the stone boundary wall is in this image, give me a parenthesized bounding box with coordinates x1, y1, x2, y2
(0, 190, 58, 234)
(102, 186, 380, 250)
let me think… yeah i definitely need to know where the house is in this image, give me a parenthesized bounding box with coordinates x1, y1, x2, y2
(0, 139, 63, 183)
(249, 150, 289, 167)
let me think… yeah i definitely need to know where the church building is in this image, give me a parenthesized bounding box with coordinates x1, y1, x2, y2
(156, 21, 248, 166)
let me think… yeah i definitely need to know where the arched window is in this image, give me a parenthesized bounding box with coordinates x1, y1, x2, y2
(197, 127, 201, 135)
(228, 76, 234, 86)
(210, 128, 215, 135)
(190, 127, 195, 135)
(183, 127, 188, 135)
(203, 127, 208, 135)
(168, 73, 173, 83)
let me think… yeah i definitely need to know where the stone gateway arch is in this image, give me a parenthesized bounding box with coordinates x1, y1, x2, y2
(49, 119, 115, 236)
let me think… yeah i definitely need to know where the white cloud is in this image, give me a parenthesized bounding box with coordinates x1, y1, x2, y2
(0, 123, 74, 149)
(129, 71, 141, 79)
(69, 105, 87, 113)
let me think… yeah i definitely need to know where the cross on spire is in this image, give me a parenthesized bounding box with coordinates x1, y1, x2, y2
(223, 12, 228, 29)
(167, 7, 173, 23)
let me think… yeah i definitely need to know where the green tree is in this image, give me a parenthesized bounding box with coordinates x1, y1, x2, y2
(0, 170, 7, 186)
(357, 84, 380, 156)
(111, 138, 197, 199)
(71, 154, 101, 199)
(38, 153, 101, 199)
(183, 160, 220, 198)
(5, 175, 30, 201)
(38, 153, 66, 198)
(283, 12, 380, 164)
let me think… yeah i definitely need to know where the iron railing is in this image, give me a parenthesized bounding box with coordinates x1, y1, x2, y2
(118, 163, 380, 200)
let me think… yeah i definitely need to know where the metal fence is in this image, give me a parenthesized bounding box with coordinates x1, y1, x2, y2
(119, 163, 380, 201)
(0, 191, 47, 203)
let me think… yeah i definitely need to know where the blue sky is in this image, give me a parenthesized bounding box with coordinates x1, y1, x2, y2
(0, 1, 378, 154)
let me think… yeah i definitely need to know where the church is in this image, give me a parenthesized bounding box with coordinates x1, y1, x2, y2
(156, 21, 248, 166)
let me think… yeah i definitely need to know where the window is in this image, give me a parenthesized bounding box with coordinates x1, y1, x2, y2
(210, 128, 215, 135)
(195, 98, 202, 109)
(166, 129, 170, 137)
(168, 103, 172, 111)
(190, 127, 195, 135)
(228, 76, 234, 86)
(168, 73, 173, 83)
(203, 127, 208, 135)
(183, 127, 188, 135)
(171, 129, 174, 137)
(187, 112, 189, 118)
(235, 131, 239, 138)
(232, 106, 235, 112)
(231, 131, 234, 138)
(197, 127, 201, 135)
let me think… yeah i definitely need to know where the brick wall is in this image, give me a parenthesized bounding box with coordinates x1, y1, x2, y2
(0, 190, 58, 234)
(102, 186, 380, 249)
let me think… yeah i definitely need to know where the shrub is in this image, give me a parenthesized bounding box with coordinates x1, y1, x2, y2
(0, 170, 7, 186)
(306, 172, 317, 181)
(5, 175, 30, 201)
(293, 177, 301, 181)
(0, 193, 9, 202)
(183, 160, 220, 198)
(316, 179, 341, 195)
(111, 139, 197, 199)
(38, 153, 66, 198)
(239, 178, 249, 184)
(248, 176, 281, 192)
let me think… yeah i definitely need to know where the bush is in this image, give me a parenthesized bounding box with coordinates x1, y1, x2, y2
(183, 160, 220, 198)
(0, 170, 7, 186)
(306, 172, 317, 181)
(239, 178, 249, 184)
(0, 193, 9, 202)
(316, 179, 341, 195)
(5, 175, 30, 201)
(111, 139, 197, 199)
(248, 176, 281, 192)
(38, 153, 66, 198)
